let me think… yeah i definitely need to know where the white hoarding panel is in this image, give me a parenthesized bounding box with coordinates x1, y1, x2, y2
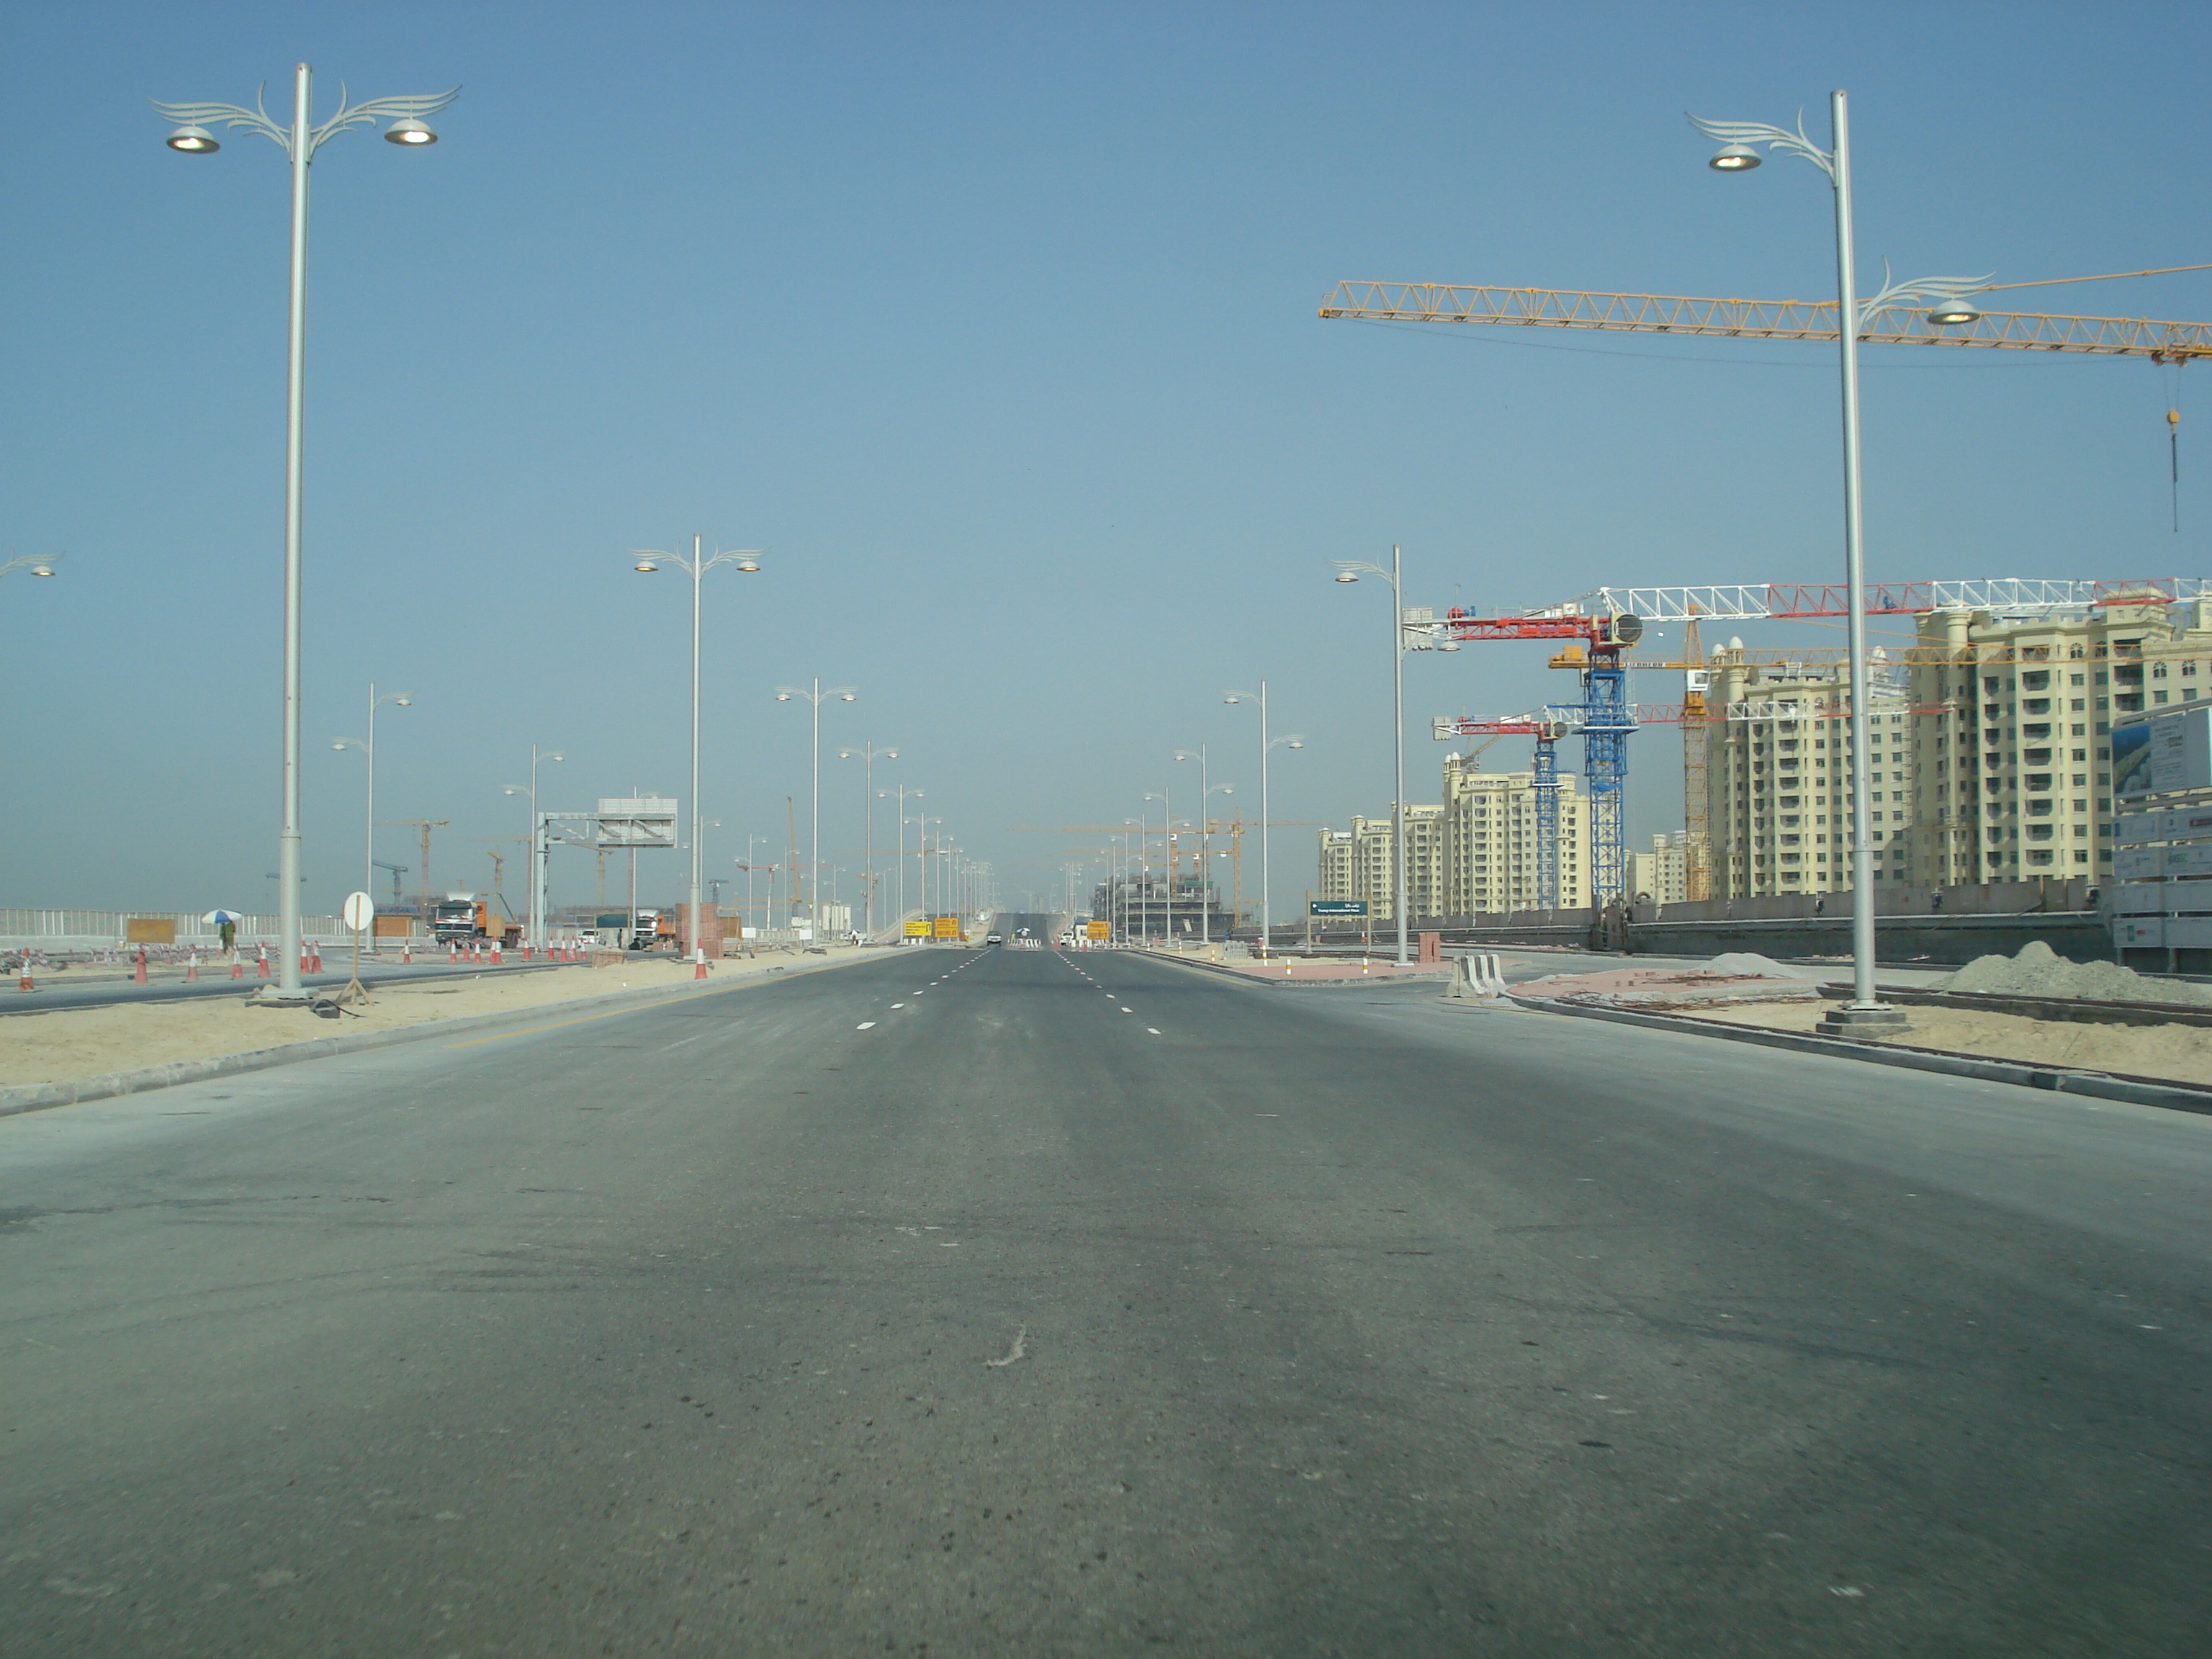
(2113, 703, 2212, 800)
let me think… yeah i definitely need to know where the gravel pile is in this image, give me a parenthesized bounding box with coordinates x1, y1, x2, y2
(1940, 940, 2212, 1007)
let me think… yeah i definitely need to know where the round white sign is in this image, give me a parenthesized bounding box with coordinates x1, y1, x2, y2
(342, 891, 374, 932)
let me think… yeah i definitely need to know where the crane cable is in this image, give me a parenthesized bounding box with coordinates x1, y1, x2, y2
(2164, 356, 2185, 534)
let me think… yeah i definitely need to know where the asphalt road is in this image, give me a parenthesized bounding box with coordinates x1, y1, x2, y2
(3, 945, 2207, 1656)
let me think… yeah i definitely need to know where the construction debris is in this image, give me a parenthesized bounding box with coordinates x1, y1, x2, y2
(1939, 940, 2212, 1008)
(1511, 956, 1820, 1012)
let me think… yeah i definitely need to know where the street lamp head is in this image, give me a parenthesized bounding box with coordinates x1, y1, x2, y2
(165, 124, 220, 153)
(839, 693, 856, 703)
(633, 557, 660, 573)
(393, 695, 412, 707)
(1709, 143, 1761, 171)
(384, 117, 438, 146)
(775, 692, 793, 701)
(28, 564, 54, 578)
(1287, 739, 1305, 750)
(1334, 571, 1359, 583)
(502, 786, 523, 796)
(1926, 300, 1981, 325)
(546, 751, 565, 763)
(735, 557, 761, 573)
(331, 741, 349, 752)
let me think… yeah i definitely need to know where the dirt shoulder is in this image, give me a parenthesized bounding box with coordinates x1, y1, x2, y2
(0, 949, 869, 1089)
(1677, 997, 2212, 1089)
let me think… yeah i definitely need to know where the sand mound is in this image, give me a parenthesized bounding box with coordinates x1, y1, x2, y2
(1938, 940, 2212, 1007)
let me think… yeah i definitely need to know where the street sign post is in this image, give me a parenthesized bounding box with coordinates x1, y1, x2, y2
(338, 890, 374, 1005)
(932, 916, 961, 940)
(1086, 919, 1110, 940)
(1309, 899, 1368, 916)
(904, 919, 929, 939)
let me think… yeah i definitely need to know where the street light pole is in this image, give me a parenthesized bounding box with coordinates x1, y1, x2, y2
(154, 67, 456, 999)
(632, 537, 761, 962)
(880, 785, 924, 938)
(331, 682, 410, 952)
(1226, 683, 1305, 957)
(502, 745, 564, 951)
(776, 678, 858, 940)
(1686, 97, 1982, 1029)
(1143, 791, 1172, 945)
(840, 742, 899, 936)
(1331, 545, 1412, 964)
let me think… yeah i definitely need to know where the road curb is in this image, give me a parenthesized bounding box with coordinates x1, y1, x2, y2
(1508, 994, 2212, 1118)
(1150, 953, 1453, 989)
(0, 956, 873, 1120)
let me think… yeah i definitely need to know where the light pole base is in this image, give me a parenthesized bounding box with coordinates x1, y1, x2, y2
(1818, 1002, 1908, 1037)
(247, 986, 314, 1009)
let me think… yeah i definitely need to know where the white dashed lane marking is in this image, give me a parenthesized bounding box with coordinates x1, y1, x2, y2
(1147, 1028, 1161, 1035)
(856, 1022, 876, 1030)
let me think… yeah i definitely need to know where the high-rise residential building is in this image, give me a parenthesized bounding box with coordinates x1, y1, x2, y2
(1318, 828, 1357, 906)
(1907, 599, 2212, 884)
(1704, 598, 2212, 898)
(1630, 832, 1691, 904)
(1707, 657, 1915, 897)
(1316, 806, 1444, 921)
(1439, 757, 1590, 914)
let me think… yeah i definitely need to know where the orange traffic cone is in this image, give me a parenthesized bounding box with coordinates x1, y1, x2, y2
(230, 952, 244, 981)
(257, 945, 270, 978)
(693, 948, 709, 981)
(17, 961, 34, 992)
(134, 947, 148, 985)
(309, 941, 323, 972)
(490, 942, 503, 966)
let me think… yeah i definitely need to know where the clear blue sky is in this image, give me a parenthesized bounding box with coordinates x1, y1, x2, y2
(3, 1, 2207, 918)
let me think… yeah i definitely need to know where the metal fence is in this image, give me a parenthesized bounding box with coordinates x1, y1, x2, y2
(0, 909, 343, 940)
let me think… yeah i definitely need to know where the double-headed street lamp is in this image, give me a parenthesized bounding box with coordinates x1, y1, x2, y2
(839, 742, 899, 935)
(1687, 96, 1984, 1030)
(1223, 683, 1304, 956)
(501, 745, 564, 950)
(154, 66, 456, 999)
(878, 785, 925, 935)
(1172, 746, 1234, 948)
(633, 536, 762, 961)
(330, 683, 411, 950)
(775, 678, 856, 938)
(1331, 545, 1421, 965)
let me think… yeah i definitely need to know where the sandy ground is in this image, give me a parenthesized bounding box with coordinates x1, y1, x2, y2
(1678, 997, 2212, 1088)
(0, 948, 869, 1088)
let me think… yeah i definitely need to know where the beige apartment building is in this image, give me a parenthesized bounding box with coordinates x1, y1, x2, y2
(1707, 659, 1915, 898)
(1630, 832, 1691, 904)
(1907, 599, 2212, 884)
(1439, 756, 1591, 914)
(1706, 597, 2212, 898)
(1323, 758, 1594, 919)
(1316, 806, 1444, 922)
